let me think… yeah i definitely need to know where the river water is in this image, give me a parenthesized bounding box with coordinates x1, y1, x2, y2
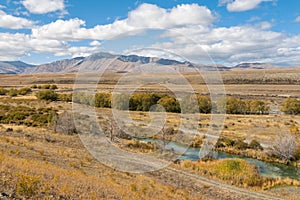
(136, 138, 300, 180)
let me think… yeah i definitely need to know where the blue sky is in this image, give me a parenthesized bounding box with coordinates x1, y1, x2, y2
(0, 0, 299, 66)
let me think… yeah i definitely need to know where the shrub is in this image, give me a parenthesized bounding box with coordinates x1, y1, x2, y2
(50, 84, 58, 90)
(281, 98, 300, 114)
(58, 93, 72, 102)
(36, 90, 58, 101)
(18, 87, 32, 95)
(16, 174, 41, 197)
(249, 140, 263, 150)
(215, 137, 236, 148)
(0, 87, 8, 95)
(234, 139, 249, 150)
(6, 111, 28, 121)
(8, 88, 18, 97)
(31, 84, 37, 89)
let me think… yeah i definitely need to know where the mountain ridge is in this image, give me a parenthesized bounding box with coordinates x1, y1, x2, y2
(0, 52, 292, 74)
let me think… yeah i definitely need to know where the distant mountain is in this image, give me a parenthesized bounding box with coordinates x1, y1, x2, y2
(0, 53, 289, 75)
(24, 57, 84, 74)
(23, 52, 230, 74)
(0, 61, 35, 74)
(232, 63, 278, 70)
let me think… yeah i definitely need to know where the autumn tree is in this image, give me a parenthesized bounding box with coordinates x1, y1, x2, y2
(271, 133, 297, 161)
(281, 98, 300, 114)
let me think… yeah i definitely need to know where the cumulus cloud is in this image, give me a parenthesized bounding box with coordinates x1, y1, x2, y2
(21, 0, 65, 14)
(0, 32, 101, 60)
(295, 16, 300, 22)
(0, 10, 34, 29)
(0, 3, 300, 66)
(32, 3, 215, 40)
(155, 23, 300, 65)
(222, 0, 273, 12)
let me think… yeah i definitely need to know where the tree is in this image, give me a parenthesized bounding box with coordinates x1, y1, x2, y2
(157, 96, 180, 113)
(271, 133, 297, 161)
(112, 93, 130, 110)
(281, 98, 300, 114)
(95, 93, 111, 108)
(53, 111, 77, 134)
(217, 97, 246, 114)
(197, 95, 212, 113)
(246, 100, 269, 114)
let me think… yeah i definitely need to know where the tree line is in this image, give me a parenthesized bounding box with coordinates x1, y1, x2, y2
(73, 92, 271, 114)
(34, 90, 300, 115)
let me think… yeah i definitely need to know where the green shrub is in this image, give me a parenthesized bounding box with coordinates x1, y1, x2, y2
(8, 89, 18, 97)
(281, 98, 300, 114)
(6, 111, 28, 121)
(215, 137, 236, 148)
(234, 139, 249, 150)
(18, 87, 32, 95)
(58, 93, 72, 102)
(50, 84, 58, 90)
(0, 87, 8, 95)
(36, 90, 58, 101)
(249, 140, 263, 150)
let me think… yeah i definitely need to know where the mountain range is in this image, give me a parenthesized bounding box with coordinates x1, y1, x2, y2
(0, 52, 284, 74)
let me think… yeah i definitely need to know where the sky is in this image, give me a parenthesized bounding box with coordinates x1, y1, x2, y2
(0, 0, 299, 66)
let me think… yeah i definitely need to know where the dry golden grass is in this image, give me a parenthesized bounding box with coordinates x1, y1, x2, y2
(0, 125, 202, 199)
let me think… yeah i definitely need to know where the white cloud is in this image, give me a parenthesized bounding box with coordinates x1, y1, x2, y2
(0, 10, 34, 29)
(223, 0, 273, 12)
(89, 41, 101, 46)
(0, 3, 300, 66)
(32, 3, 215, 40)
(21, 0, 65, 14)
(295, 16, 300, 22)
(127, 3, 215, 28)
(154, 24, 300, 65)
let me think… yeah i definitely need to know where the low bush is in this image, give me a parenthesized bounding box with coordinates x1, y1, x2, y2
(0, 87, 8, 95)
(8, 89, 18, 97)
(249, 140, 263, 150)
(18, 87, 32, 95)
(36, 90, 58, 101)
(234, 139, 249, 150)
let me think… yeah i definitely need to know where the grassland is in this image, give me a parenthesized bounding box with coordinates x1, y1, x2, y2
(0, 70, 300, 199)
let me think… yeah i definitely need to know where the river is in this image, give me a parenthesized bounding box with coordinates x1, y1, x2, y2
(136, 138, 300, 180)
